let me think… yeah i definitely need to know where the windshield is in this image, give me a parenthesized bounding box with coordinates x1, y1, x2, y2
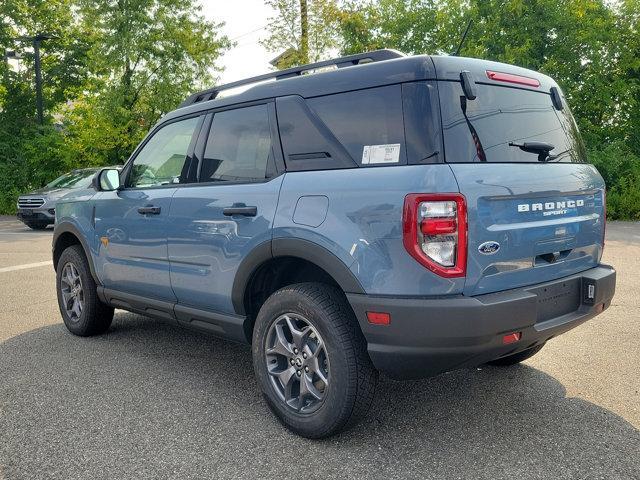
(45, 170, 97, 190)
(439, 82, 586, 163)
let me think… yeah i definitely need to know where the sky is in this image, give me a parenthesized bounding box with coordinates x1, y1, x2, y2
(199, 0, 277, 85)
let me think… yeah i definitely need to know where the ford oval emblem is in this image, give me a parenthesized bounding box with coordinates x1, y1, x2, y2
(478, 241, 500, 255)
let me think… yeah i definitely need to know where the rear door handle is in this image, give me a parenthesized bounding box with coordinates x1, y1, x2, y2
(223, 204, 257, 217)
(137, 205, 161, 215)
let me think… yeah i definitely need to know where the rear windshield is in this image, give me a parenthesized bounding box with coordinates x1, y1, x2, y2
(438, 82, 586, 163)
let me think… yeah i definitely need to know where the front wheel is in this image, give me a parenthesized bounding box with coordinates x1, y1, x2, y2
(252, 283, 378, 438)
(56, 245, 114, 336)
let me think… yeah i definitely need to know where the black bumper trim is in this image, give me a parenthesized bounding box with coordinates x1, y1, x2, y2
(347, 265, 616, 379)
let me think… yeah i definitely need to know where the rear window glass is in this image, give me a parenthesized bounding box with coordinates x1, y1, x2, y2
(306, 85, 406, 166)
(439, 82, 586, 163)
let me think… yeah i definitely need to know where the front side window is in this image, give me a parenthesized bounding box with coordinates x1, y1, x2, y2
(200, 104, 272, 182)
(127, 117, 199, 188)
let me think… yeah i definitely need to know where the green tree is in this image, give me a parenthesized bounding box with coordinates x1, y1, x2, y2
(339, 0, 636, 149)
(67, 0, 231, 165)
(337, 0, 640, 218)
(262, 0, 340, 69)
(0, 0, 230, 214)
(0, 0, 87, 212)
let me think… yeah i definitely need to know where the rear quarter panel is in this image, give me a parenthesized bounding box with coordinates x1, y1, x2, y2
(273, 165, 463, 296)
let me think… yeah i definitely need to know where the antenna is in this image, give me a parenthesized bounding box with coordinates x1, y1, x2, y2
(452, 19, 473, 57)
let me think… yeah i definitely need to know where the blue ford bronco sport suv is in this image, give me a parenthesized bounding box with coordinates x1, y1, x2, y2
(52, 50, 616, 438)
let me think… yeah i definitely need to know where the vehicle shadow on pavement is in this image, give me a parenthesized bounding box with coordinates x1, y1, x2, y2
(1, 312, 638, 480)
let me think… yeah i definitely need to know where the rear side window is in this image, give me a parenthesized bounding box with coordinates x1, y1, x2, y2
(306, 85, 407, 166)
(439, 82, 586, 163)
(200, 104, 272, 182)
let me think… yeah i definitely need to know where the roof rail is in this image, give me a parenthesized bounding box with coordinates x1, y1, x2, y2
(179, 49, 405, 108)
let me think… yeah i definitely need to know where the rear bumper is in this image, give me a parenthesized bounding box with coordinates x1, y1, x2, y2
(347, 264, 616, 379)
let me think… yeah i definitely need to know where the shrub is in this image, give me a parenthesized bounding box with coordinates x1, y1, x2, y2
(589, 141, 640, 220)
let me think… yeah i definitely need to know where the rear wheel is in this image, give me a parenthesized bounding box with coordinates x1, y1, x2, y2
(487, 343, 545, 366)
(252, 283, 378, 438)
(56, 245, 114, 336)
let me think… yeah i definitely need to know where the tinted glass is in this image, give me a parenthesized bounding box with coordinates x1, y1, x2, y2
(402, 82, 442, 164)
(127, 117, 199, 188)
(46, 170, 98, 189)
(307, 85, 406, 166)
(201, 104, 272, 182)
(439, 82, 586, 163)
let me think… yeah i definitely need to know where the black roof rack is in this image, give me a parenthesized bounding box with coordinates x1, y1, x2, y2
(179, 49, 405, 108)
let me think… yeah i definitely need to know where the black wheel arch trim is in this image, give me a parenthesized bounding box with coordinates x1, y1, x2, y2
(231, 237, 365, 315)
(52, 222, 101, 286)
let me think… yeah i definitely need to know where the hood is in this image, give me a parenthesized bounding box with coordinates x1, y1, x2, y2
(23, 188, 73, 199)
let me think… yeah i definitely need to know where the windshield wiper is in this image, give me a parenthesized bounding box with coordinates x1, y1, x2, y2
(508, 141, 556, 162)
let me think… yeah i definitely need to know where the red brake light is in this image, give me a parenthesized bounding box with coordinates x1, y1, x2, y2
(486, 70, 540, 88)
(402, 193, 467, 278)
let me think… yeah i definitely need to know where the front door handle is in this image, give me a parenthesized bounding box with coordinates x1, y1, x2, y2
(223, 204, 257, 217)
(137, 205, 161, 215)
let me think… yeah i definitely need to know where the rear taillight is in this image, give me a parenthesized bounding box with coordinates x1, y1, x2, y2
(402, 193, 467, 277)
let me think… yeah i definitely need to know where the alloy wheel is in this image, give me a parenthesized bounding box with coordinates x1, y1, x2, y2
(60, 262, 84, 322)
(265, 313, 330, 413)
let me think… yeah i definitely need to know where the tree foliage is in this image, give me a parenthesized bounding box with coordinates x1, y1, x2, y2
(262, 0, 340, 68)
(0, 0, 229, 213)
(1, 0, 639, 219)
(337, 0, 640, 219)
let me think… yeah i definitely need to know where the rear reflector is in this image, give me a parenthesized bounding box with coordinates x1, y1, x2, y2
(366, 311, 391, 325)
(486, 70, 540, 87)
(502, 332, 522, 345)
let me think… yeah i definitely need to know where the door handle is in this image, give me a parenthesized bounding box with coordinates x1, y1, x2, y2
(223, 204, 257, 217)
(137, 205, 161, 215)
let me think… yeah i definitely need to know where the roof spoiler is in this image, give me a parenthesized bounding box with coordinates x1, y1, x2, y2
(179, 49, 406, 108)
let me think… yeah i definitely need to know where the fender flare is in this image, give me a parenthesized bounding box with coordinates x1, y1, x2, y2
(52, 221, 101, 286)
(231, 238, 365, 315)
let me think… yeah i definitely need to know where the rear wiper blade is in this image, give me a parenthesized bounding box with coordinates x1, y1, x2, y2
(508, 141, 556, 162)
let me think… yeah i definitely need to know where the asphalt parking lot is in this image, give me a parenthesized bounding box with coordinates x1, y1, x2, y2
(0, 216, 638, 479)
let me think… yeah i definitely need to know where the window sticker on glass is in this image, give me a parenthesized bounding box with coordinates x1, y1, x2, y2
(362, 144, 401, 164)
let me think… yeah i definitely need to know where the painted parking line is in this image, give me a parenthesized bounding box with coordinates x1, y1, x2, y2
(0, 261, 52, 273)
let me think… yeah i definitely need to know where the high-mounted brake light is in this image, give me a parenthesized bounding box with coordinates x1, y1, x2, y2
(403, 194, 467, 278)
(486, 70, 540, 88)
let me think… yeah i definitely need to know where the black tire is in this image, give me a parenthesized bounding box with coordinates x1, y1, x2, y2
(252, 282, 378, 438)
(56, 245, 114, 336)
(26, 222, 49, 230)
(487, 343, 545, 366)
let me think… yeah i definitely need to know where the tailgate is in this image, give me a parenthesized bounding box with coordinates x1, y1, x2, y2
(451, 163, 605, 296)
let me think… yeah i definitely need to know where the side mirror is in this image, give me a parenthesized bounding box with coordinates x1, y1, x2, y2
(92, 168, 121, 191)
